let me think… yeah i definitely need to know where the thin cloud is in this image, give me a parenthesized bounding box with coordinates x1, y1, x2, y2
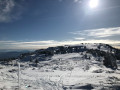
(58, 0, 82, 3)
(0, 0, 14, 22)
(70, 27, 120, 38)
(74, 37, 85, 40)
(10, 40, 55, 45)
(0, 39, 120, 49)
(74, 0, 82, 3)
(0, 40, 56, 49)
(74, 0, 79, 2)
(0, 0, 24, 22)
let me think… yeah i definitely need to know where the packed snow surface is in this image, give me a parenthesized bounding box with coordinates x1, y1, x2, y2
(0, 52, 120, 90)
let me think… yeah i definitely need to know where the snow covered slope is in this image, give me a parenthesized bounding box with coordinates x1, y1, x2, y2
(0, 43, 120, 90)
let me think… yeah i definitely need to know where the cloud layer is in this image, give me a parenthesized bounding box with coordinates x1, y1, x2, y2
(1, 27, 120, 49)
(70, 27, 120, 38)
(0, 39, 120, 50)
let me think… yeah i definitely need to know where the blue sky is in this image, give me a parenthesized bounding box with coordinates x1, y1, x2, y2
(0, 0, 120, 50)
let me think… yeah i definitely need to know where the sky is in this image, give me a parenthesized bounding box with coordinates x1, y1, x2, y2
(0, 0, 120, 50)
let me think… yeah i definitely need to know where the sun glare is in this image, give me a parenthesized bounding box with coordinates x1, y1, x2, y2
(89, 0, 99, 8)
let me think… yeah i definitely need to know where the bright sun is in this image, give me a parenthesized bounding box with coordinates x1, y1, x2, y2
(89, 0, 99, 8)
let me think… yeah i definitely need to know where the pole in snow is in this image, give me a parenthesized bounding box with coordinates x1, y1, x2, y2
(18, 62, 20, 90)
